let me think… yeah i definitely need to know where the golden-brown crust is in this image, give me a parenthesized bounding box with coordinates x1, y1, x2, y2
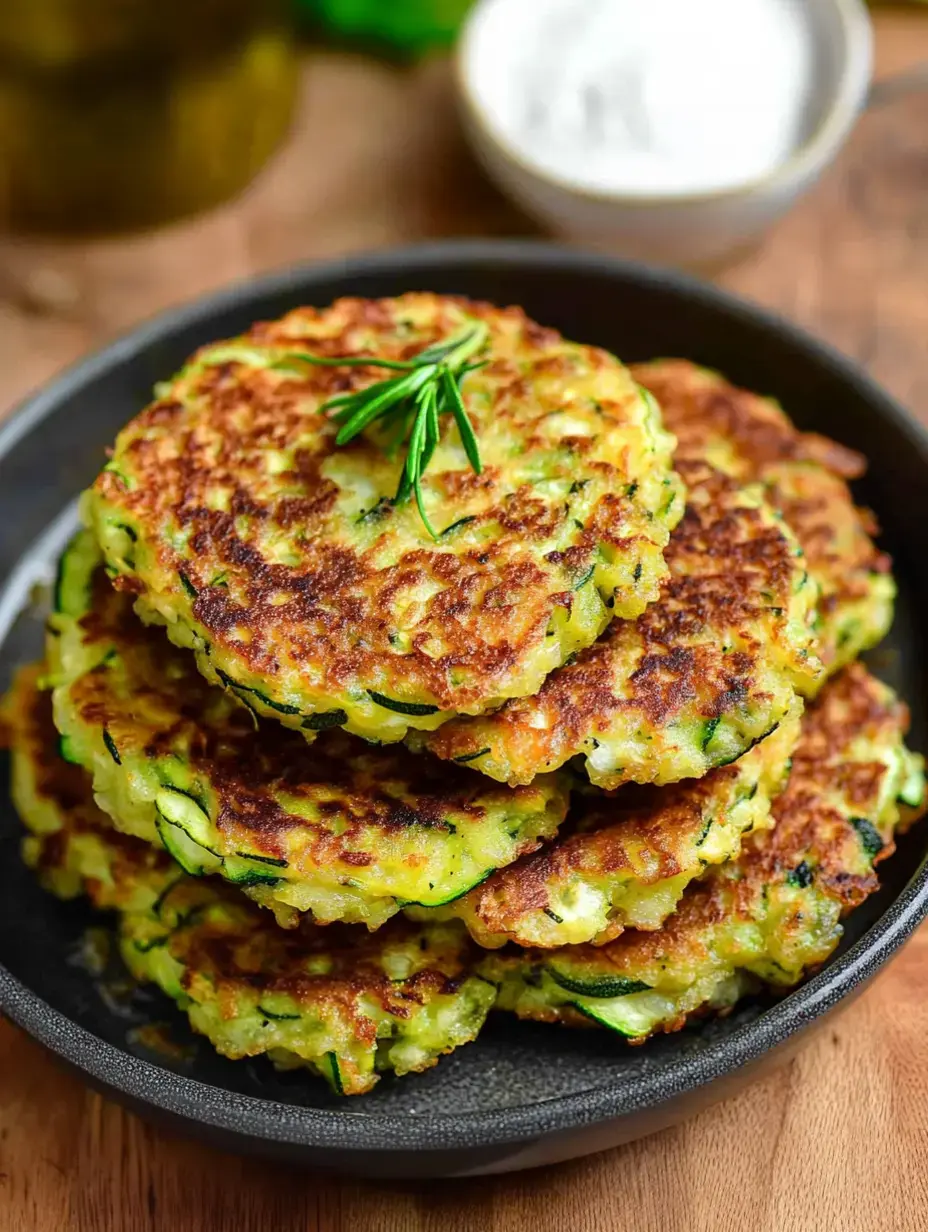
(632, 359, 867, 478)
(92, 295, 677, 726)
(7, 665, 156, 884)
(632, 361, 892, 671)
(423, 453, 816, 785)
(765, 466, 892, 647)
(426, 358, 898, 786)
(168, 897, 472, 1030)
(60, 564, 567, 884)
(743, 662, 907, 908)
(447, 696, 800, 948)
(462, 763, 745, 939)
(539, 664, 913, 982)
(14, 664, 90, 816)
(9, 670, 488, 1062)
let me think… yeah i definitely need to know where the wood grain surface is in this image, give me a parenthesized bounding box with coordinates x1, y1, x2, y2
(2, 14, 928, 1231)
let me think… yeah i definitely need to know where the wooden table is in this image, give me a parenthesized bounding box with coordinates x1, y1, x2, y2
(3, 13, 928, 1231)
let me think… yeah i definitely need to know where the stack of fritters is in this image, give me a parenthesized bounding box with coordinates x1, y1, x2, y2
(5, 296, 924, 1095)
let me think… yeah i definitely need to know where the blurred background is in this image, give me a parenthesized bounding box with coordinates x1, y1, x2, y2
(0, 0, 925, 417)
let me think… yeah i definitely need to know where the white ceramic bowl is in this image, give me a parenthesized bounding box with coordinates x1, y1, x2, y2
(457, 0, 873, 267)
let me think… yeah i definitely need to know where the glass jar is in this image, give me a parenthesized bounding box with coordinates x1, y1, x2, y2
(0, 1, 298, 234)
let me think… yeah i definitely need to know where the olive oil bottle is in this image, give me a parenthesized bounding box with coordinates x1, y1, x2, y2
(0, 1, 297, 234)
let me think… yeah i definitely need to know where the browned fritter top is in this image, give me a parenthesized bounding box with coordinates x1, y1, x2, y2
(632, 359, 867, 479)
(632, 360, 895, 676)
(535, 663, 920, 983)
(753, 660, 911, 909)
(437, 695, 799, 949)
(51, 542, 569, 920)
(165, 883, 474, 1026)
(68, 577, 520, 856)
(85, 294, 680, 742)
(8, 667, 492, 1094)
(418, 449, 819, 788)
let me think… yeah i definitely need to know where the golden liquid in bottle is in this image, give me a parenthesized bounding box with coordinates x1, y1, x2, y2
(0, 1, 298, 234)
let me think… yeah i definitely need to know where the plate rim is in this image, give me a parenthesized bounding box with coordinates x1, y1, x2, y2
(2, 867, 926, 1152)
(2, 237, 928, 1155)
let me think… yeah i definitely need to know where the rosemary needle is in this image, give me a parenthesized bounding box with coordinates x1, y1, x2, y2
(289, 321, 489, 538)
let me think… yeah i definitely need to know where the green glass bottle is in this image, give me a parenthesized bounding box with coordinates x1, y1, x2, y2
(298, 0, 475, 55)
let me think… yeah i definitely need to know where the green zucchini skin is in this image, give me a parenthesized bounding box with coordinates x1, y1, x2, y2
(155, 815, 220, 878)
(7, 668, 495, 1097)
(302, 710, 348, 732)
(572, 1002, 644, 1037)
(452, 747, 490, 765)
(102, 729, 121, 765)
(53, 534, 93, 617)
(440, 704, 801, 950)
(899, 777, 926, 809)
(178, 570, 197, 600)
(484, 665, 926, 1044)
(571, 565, 595, 592)
(46, 531, 571, 930)
(544, 967, 651, 1000)
(7, 660, 925, 1088)
(57, 733, 82, 765)
(850, 817, 885, 861)
(367, 691, 440, 717)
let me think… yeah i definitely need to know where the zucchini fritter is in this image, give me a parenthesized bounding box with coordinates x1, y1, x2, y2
(438, 701, 801, 948)
(8, 667, 495, 1096)
(633, 361, 895, 679)
(486, 666, 925, 1040)
(82, 294, 681, 743)
(419, 449, 821, 789)
(47, 532, 570, 928)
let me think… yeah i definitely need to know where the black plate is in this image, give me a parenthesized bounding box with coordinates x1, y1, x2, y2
(2, 241, 927, 1179)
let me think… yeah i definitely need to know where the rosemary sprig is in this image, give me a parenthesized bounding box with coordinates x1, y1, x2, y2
(291, 322, 489, 538)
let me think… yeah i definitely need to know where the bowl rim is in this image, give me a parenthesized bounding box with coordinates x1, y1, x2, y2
(456, 0, 873, 207)
(2, 238, 928, 1155)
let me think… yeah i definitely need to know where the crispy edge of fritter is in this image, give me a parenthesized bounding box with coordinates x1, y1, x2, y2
(417, 452, 820, 788)
(49, 532, 571, 925)
(631, 360, 895, 677)
(87, 294, 682, 737)
(435, 699, 802, 949)
(484, 664, 926, 1040)
(6, 666, 496, 1095)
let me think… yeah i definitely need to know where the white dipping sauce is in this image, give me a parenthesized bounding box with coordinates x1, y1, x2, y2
(465, 0, 815, 196)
